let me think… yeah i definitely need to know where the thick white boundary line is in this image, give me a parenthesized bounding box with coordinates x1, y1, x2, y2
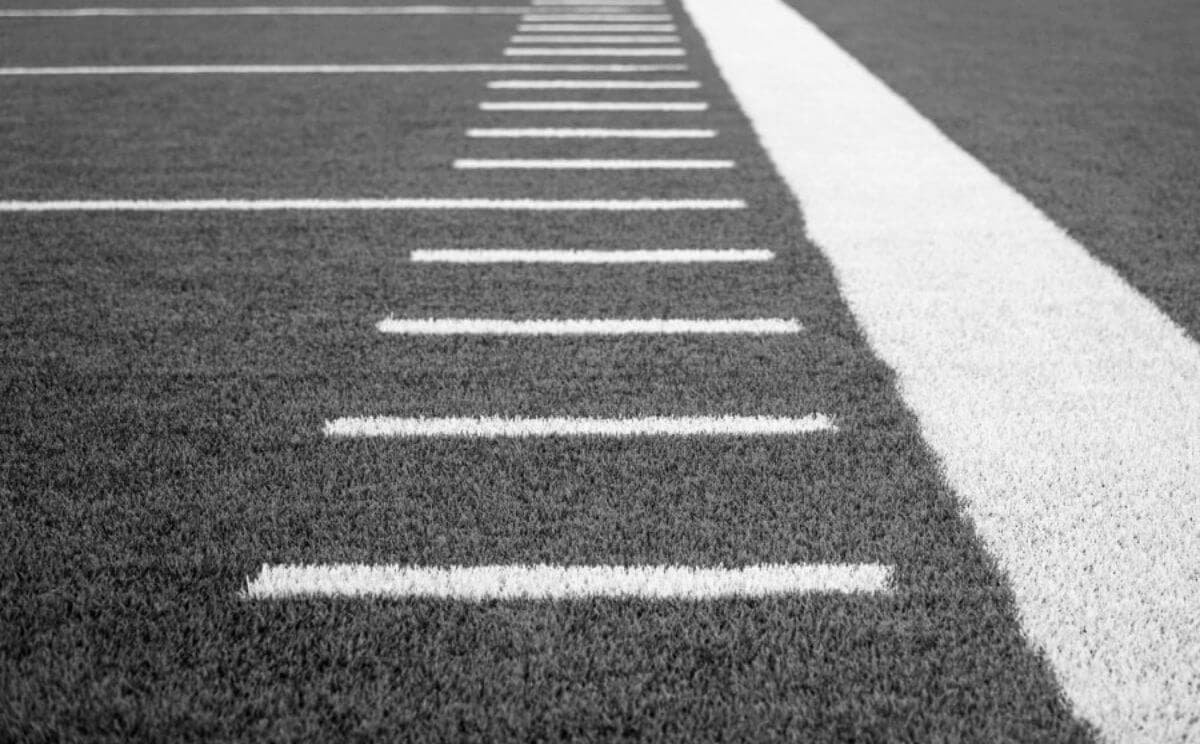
(453, 158, 734, 169)
(480, 101, 706, 111)
(0, 198, 745, 212)
(487, 79, 698, 89)
(521, 14, 673, 21)
(509, 34, 681, 43)
(410, 248, 773, 263)
(0, 63, 689, 76)
(0, 5, 546, 17)
(684, 0, 1200, 740)
(504, 47, 684, 56)
(375, 318, 800, 334)
(245, 564, 892, 599)
(466, 127, 716, 138)
(518, 23, 677, 31)
(324, 415, 835, 438)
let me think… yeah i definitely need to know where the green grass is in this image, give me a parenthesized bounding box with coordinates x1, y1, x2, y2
(0, 2, 1106, 740)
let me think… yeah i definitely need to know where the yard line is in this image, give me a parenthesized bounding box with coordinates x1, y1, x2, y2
(509, 34, 681, 43)
(504, 47, 685, 56)
(323, 415, 835, 438)
(0, 5, 545, 17)
(410, 249, 773, 263)
(479, 101, 707, 111)
(375, 318, 799, 334)
(487, 79, 698, 89)
(0, 198, 745, 212)
(685, 0, 1200, 740)
(245, 564, 892, 599)
(0, 63, 689, 76)
(521, 14, 673, 22)
(467, 127, 715, 138)
(518, 23, 677, 31)
(453, 158, 734, 169)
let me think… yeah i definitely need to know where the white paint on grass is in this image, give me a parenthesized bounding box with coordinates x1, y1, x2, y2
(504, 47, 685, 56)
(0, 63, 688, 76)
(509, 34, 681, 43)
(0, 198, 744, 212)
(467, 127, 715, 138)
(246, 563, 892, 599)
(323, 415, 835, 438)
(518, 23, 677, 31)
(487, 79, 698, 89)
(375, 317, 800, 334)
(410, 248, 773, 263)
(453, 158, 733, 169)
(480, 101, 706, 111)
(683, 0, 1200, 740)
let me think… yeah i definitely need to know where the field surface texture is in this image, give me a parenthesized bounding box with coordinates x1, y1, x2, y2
(1, 0, 1197, 742)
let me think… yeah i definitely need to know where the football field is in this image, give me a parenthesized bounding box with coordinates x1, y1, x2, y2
(2, 0, 1197, 740)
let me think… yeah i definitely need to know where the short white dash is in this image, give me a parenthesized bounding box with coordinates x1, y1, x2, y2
(521, 14, 674, 22)
(375, 317, 799, 334)
(487, 79, 698, 89)
(480, 101, 708, 111)
(509, 34, 681, 43)
(505, 47, 685, 56)
(245, 564, 893, 599)
(324, 415, 835, 438)
(453, 158, 734, 169)
(467, 127, 716, 138)
(518, 23, 677, 31)
(410, 249, 773, 263)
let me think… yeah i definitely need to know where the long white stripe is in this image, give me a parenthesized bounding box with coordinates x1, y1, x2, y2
(521, 14, 673, 22)
(467, 127, 715, 138)
(0, 63, 688, 76)
(684, 0, 1200, 740)
(518, 23, 676, 31)
(246, 564, 892, 599)
(487, 79, 698, 89)
(480, 101, 706, 111)
(0, 5, 544, 17)
(375, 318, 800, 334)
(410, 249, 773, 263)
(504, 47, 684, 56)
(0, 198, 744, 212)
(510, 34, 681, 43)
(453, 158, 733, 169)
(324, 415, 835, 438)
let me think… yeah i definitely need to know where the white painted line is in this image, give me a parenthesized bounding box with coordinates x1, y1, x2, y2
(410, 249, 773, 263)
(505, 47, 685, 56)
(518, 23, 677, 31)
(510, 34, 680, 43)
(467, 127, 716, 138)
(684, 0, 1200, 740)
(0, 198, 745, 212)
(453, 158, 734, 169)
(521, 14, 673, 22)
(245, 564, 892, 599)
(480, 101, 707, 111)
(0, 63, 689, 76)
(324, 415, 835, 438)
(375, 317, 799, 334)
(0, 5, 547, 17)
(487, 79, 698, 89)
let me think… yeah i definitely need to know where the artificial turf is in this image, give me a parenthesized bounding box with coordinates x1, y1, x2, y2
(0, 1, 1106, 740)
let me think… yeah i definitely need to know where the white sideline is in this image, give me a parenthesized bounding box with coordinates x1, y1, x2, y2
(453, 158, 733, 169)
(467, 127, 715, 138)
(0, 63, 689, 76)
(504, 47, 685, 56)
(375, 318, 800, 334)
(323, 415, 835, 438)
(521, 14, 672, 22)
(518, 23, 676, 31)
(683, 0, 1200, 740)
(245, 564, 892, 599)
(509, 35, 681, 43)
(0, 5, 559, 17)
(480, 101, 706, 111)
(487, 80, 698, 89)
(410, 249, 772, 262)
(0, 198, 745, 212)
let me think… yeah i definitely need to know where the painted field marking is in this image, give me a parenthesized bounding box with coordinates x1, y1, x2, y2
(467, 127, 715, 138)
(487, 79, 698, 89)
(683, 0, 1200, 739)
(0, 63, 689, 76)
(518, 23, 677, 31)
(410, 249, 773, 263)
(0, 5, 553, 17)
(0, 198, 745, 212)
(509, 34, 681, 43)
(245, 564, 892, 599)
(323, 415, 835, 438)
(480, 101, 707, 111)
(504, 47, 685, 56)
(453, 158, 734, 169)
(375, 318, 800, 334)
(521, 14, 673, 22)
